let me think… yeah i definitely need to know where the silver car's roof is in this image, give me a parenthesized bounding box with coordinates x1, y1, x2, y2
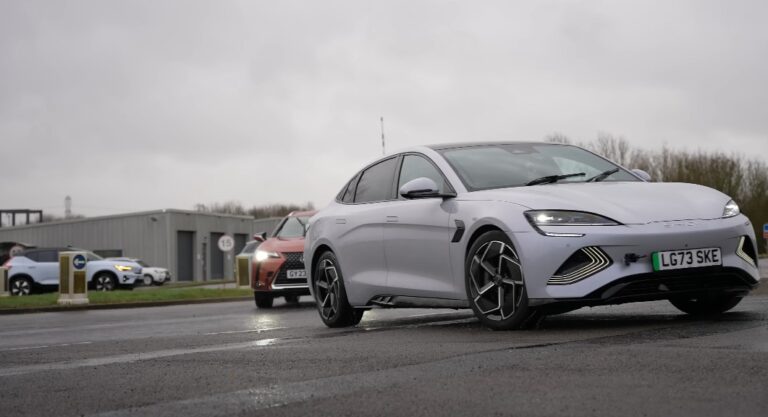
(427, 141, 563, 151)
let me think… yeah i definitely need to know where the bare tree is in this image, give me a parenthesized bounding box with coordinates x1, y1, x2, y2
(195, 201, 315, 219)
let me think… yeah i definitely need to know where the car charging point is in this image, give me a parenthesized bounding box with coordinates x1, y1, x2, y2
(58, 251, 89, 305)
(0, 266, 9, 297)
(235, 254, 252, 289)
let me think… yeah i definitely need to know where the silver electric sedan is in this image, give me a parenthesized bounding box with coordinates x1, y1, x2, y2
(304, 142, 760, 330)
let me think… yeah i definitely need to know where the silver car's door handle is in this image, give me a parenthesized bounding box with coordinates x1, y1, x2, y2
(386, 216, 399, 223)
(335, 218, 347, 224)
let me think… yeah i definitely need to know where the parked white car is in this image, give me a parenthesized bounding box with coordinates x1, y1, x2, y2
(4, 247, 143, 295)
(109, 258, 171, 286)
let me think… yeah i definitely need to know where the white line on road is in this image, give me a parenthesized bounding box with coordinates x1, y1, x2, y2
(0, 313, 248, 338)
(203, 327, 286, 336)
(0, 341, 93, 352)
(0, 313, 473, 378)
(0, 338, 279, 378)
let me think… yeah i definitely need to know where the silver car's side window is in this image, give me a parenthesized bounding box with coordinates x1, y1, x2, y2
(354, 157, 399, 203)
(397, 154, 448, 197)
(340, 173, 360, 203)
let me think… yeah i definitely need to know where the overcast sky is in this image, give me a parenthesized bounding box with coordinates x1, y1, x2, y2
(1, 0, 767, 218)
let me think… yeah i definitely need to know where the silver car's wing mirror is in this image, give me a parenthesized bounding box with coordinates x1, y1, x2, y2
(631, 169, 651, 182)
(399, 177, 444, 199)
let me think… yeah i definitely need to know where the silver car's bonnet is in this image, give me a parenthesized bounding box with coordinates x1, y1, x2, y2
(466, 181, 731, 224)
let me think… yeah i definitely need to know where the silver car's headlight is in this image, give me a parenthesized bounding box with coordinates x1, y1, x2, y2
(254, 250, 280, 262)
(525, 210, 620, 226)
(722, 199, 740, 218)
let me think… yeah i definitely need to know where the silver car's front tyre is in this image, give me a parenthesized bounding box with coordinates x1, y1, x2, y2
(465, 230, 538, 330)
(313, 252, 363, 328)
(669, 293, 743, 315)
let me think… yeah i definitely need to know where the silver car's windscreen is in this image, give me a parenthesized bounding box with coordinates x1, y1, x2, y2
(438, 144, 639, 191)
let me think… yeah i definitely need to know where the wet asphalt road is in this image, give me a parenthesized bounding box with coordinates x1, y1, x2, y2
(0, 294, 767, 417)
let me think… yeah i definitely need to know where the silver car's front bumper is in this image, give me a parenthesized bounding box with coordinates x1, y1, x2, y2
(512, 215, 760, 302)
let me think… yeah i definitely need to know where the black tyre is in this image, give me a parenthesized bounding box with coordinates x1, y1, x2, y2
(10, 276, 32, 296)
(254, 292, 274, 308)
(465, 230, 538, 330)
(142, 274, 154, 286)
(313, 251, 364, 327)
(669, 293, 743, 315)
(94, 273, 117, 291)
(284, 295, 300, 304)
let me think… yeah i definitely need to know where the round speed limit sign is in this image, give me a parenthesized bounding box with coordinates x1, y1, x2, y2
(217, 235, 235, 252)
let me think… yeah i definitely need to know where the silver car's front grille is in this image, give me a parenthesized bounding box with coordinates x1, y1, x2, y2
(548, 246, 612, 285)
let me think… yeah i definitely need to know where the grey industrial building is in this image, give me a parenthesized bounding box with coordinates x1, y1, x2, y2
(0, 209, 281, 282)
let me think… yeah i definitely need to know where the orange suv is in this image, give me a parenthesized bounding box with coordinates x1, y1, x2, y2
(251, 211, 316, 308)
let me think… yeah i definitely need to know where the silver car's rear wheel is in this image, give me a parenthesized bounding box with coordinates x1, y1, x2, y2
(314, 252, 363, 327)
(466, 230, 538, 330)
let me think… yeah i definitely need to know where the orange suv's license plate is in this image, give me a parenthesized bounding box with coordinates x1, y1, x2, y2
(287, 269, 307, 279)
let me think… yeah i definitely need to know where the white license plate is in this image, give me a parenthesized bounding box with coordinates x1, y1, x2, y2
(652, 247, 722, 271)
(286, 269, 307, 279)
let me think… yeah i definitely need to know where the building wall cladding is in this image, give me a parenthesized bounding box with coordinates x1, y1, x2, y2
(0, 210, 283, 282)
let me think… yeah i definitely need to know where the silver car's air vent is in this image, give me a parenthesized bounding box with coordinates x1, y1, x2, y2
(370, 296, 395, 307)
(736, 236, 757, 268)
(549, 247, 612, 285)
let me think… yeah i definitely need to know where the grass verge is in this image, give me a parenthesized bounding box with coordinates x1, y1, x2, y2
(147, 279, 236, 289)
(0, 287, 252, 310)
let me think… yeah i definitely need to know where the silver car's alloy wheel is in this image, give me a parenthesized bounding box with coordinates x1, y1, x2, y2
(313, 252, 364, 328)
(468, 240, 525, 321)
(10, 278, 31, 296)
(94, 274, 116, 291)
(315, 259, 340, 321)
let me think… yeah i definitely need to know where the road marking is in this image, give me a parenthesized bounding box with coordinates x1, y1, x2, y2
(0, 338, 280, 378)
(0, 313, 249, 337)
(0, 341, 93, 352)
(86, 331, 584, 417)
(406, 311, 459, 318)
(90, 353, 477, 417)
(203, 327, 286, 336)
(362, 317, 476, 331)
(0, 313, 473, 378)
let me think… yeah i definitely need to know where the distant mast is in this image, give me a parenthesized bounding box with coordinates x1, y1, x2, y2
(380, 116, 386, 156)
(65, 195, 72, 219)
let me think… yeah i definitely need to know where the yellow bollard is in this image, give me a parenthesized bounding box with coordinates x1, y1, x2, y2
(0, 266, 8, 297)
(58, 251, 89, 305)
(235, 254, 252, 289)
